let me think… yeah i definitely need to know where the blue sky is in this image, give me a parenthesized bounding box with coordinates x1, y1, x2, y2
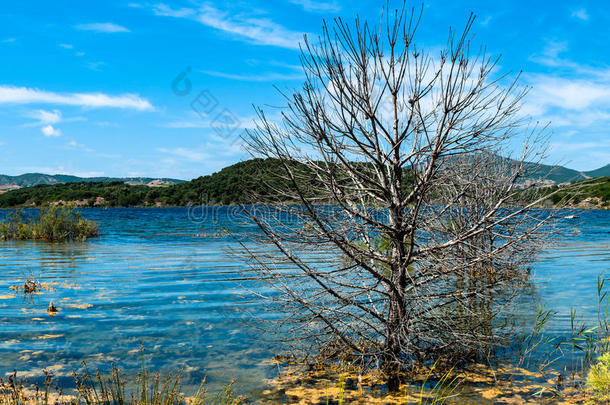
(0, 0, 609, 179)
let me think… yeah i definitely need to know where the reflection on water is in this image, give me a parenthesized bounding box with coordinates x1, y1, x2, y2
(0, 207, 608, 398)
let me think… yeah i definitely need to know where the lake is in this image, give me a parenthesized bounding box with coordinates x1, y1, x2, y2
(0, 207, 608, 398)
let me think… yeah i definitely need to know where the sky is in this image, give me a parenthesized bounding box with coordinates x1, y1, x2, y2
(0, 0, 609, 179)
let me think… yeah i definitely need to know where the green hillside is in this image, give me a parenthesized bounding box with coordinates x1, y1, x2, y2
(584, 164, 610, 178)
(526, 162, 586, 183)
(0, 158, 608, 209)
(0, 173, 184, 188)
(0, 159, 289, 208)
(541, 176, 610, 208)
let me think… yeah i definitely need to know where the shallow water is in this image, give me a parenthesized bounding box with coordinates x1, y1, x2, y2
(0, 207, 608, 398)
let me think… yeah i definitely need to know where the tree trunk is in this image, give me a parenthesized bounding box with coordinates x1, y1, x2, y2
(385, 287, 404, 391)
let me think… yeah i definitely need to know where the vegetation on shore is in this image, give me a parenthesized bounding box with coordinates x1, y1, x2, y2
(0, 159, 286, 208)
(0, 158, 607, 209)
(1, 360, 243, 405)
(540, 176, 610, 208)
(0, 206, 99, 242)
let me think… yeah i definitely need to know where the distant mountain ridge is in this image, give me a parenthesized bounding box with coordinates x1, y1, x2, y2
(0, 173, 185, 188)
(516, 161, 609, 184)
(0, 160, 607, 191)
(583, 163, 610, 179)
(0, 158, 608, 208)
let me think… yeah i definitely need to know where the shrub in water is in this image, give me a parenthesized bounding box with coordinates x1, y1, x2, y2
(0, 205, 99, 242)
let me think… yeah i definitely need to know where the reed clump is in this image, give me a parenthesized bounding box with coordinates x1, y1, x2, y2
(0, 206, 99, 242)
(0, 363, 243, 405)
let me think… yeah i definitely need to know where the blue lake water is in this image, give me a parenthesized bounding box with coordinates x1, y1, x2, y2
(0, 207, 608, 397)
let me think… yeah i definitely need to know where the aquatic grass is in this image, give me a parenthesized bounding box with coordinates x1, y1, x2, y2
(417, 362, 461, 405)
(74, 360, 243, 405)
(0, 206, 99, 242)
(587, 352, 610, 402)
(0, 360, 243, 405)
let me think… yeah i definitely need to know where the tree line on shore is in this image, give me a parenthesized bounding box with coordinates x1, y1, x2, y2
(0, 157, 608, 209)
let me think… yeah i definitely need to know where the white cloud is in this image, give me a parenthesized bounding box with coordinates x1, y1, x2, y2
(151, 3, 306, 50)
(571, 8, 589, 21)
(200, 69, 304, 82)
(0, 85, 153, 110)
(525, 43, 610, 168)
(26, 109, 62, 125)
(527, 75, 610, 111)
(288, 0, 341, 13)
(157, 147, 210, 162)
(66, 140, 94, 152)
(41, 125, 61, 137)
(75, 23, 130, 33)
(59, 43, 73, 49)
(550, 140, 610, 153)
(86, 61, 106, 71)
(479, 15, 492, 27)
(2, 38, 16, 43)
(152, 4, 195, 18)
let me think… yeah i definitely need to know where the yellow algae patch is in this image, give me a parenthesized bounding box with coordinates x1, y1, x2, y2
(31, 317, 45, 321)
(66, 315, 82, 318)
(66, 303, 92, 309)
(0, 294, 15, 299)
(35, 334, 63, 340)
(477, 387, 502, 399)
(178, 296, 186, 299)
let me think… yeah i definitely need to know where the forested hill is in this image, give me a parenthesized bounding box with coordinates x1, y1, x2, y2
(0, 173, 183, 188)
(0, 158, 609, 208)
(0, 159, 289, 208)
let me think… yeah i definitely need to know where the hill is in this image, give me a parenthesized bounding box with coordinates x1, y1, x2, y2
(525, 162, 586, 184)
(0, 173, 184, 189)
(0, 158, 608, 209)
(539, 176, 610, 209)
(584, 164, 610, 179)
(0, 159, 289, 208)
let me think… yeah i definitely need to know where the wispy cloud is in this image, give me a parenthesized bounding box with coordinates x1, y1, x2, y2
(157, 147, 210, 162)
(2, 38, 16, 44)
(26, 109, 62, 125)
(0, 85, 153, 111)
(526, 42, 610, 168)
(200, 69, 304, 82)
(41, 125, 61, 137)
(75, 23, 130, 33)
(151, 3, 306, 49)
(86, 61, 106, 71)
(59, 43, 73, 49)
(25, 109, 63, 136)
(152, 4, 195, 18)
(571, 8, 589, 21)
(478, 15, 492, 27)
(527, 74, 610, 111)
(66, 140, 94, 152)
(288, 0, 341, 13)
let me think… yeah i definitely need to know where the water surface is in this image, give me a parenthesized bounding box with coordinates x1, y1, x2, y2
(0, 207, 608, 397)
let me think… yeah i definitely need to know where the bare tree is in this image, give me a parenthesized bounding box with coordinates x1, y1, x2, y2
(241, 4, 554, 390)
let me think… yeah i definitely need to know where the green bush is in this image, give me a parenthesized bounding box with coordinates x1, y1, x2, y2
(587, 352, 610, 401)
(0, 206, 99, 242)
